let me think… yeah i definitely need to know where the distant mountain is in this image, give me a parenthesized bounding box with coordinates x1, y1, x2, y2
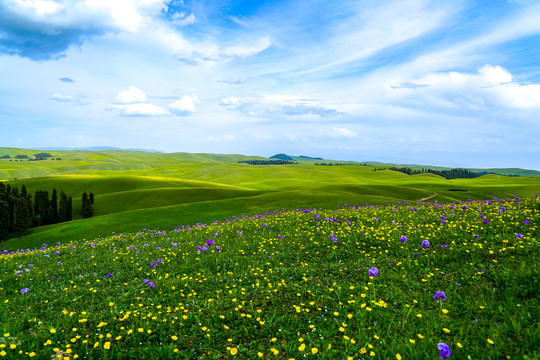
(36, 146, 165, 153)
(269, 153, 294, 161)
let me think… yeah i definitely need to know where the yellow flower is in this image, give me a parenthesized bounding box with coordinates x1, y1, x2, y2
(417, 334, 424, 339)
(171, 335, 178, 340)
(230, 348, 238, 355)
(487, 339, 494, 344)
(360, 348, 367, 354)
(409, 339, 415, 344)
(311, 348, 318, 354)
(298, 344, 305, 351)
(443, 328, 451, 333)
(138, 328, 144, 333)
(257, 352, 264, 358)
(9, 345, 16, 349)
(370, 351, 375, 356)
(396, 354, 402, 360)
(0, 351, 5, 357)
(271, 348, 279, 355)
(104, 342, 111, 350)
(2, 334, 9, 338)
(442, 309, 448, 314)
(339, 327, 345, 332)
(50, 328, 56, 334)
(271, 337, 277, 342)
(457, 342, 462, 348)
(416, 313, 422, 318)
(366, 307, 372, 312)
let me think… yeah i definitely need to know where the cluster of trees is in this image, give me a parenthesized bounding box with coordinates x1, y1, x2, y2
(379, 166, 489, 179)
(238, 160, 298, 165)
(0, 184, 95, 241)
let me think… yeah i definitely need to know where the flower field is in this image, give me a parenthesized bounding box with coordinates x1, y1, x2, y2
(1, 196, 538, 359)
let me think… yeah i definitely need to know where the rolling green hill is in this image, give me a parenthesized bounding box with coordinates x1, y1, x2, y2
(1, 147, 539, 251)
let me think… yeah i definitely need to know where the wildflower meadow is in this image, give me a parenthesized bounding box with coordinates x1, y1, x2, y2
(0, 196, 538, 359)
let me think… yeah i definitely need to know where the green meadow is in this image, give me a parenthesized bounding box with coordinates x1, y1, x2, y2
(1, 147, 539, 252)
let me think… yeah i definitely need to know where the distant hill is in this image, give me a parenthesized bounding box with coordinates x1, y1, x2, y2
(36, 146, 165, 153)
(268, 154, 540, 177)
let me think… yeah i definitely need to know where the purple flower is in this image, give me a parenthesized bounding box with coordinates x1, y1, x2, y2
(150, 262, 157, 268)
(483, 219, 489, 224)
(55, 251, 60, 255)
(438, 343, 451, 359)
(57, 262, 62, 265)
(21, 288, 30, 294)
(237, 231, 243, 236)
(106, 273, 113, 278)
(202, 246, 208, 252)
(441, 244, 448, 248)
(143, 279, 150, 284)
(368, 267, 379, 277)
(278, 235, 283, 239)
(331, 236, 338, 243)
(523, 220, 529, 225)
(215, 246, 221, 252)
(206, 240, 214, 246)
(421, 240, 430, 248)
(433, 291, 447, 302)
(172, 242, 178, 247)
(148, 282, 155, 288)
(516, 233, 523, 239)
(400, 236, 408, 243)
(91, 244, 96, 248)
(157, 258, 163, 263)
(214, 233, 219, 237)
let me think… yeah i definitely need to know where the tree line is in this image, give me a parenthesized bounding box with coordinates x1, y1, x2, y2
(0, 183, 94, 242)
(376, 166, 492, 179)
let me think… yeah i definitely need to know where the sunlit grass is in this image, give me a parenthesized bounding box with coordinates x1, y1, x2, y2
(1, 195, 538, 359)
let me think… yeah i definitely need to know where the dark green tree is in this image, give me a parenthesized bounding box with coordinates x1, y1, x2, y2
(13, 197, 31, 234)
(67, 196, 73, 221)
(58, 191, 68, 223)
(51, 188, 58, 223)
(82, 192, 93, 219)
(0, 200, 9, 242)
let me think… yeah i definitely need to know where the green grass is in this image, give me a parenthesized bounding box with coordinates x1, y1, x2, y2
(1, 148, 539, 252)
(0, 196, 537, 359)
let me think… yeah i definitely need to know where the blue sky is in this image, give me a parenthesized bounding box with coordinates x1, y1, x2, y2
(1, 0, 540, 169)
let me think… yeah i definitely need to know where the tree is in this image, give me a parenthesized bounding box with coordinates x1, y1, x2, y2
(82, 192, 93, 219)
(67, 196, 73, 221)
(51, 188, 58, 223)
(58, 191, 68, 223)
(0, 200, 9, 242)
(13, 197, 31, 234)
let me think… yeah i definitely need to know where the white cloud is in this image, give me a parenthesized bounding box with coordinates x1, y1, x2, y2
(329, 127, 357, 139)
(390, 64, 540, 112)
(115, 86, 147, 104)
(174, 36, 272, 65)
(169, 12, 195, 26)
(108, 103, 170, 116)
(50, 93, 89, 105)
(220, 94, 345, 118)
(168, 94, 199, 116)
(478, 65, 512, 85)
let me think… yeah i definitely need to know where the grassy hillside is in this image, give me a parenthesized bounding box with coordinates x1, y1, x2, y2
(1, 148, 539, 251)
(0, 196, 537, 359)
